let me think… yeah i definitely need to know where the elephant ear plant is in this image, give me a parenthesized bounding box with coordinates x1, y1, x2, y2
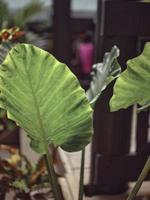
(110, 42, 150, 200)
(0, 43, 120, 200)
(0, 43, 93, 199)
(78, 45, 121, 200)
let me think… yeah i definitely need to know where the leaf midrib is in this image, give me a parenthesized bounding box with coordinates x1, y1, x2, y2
(24, 63, 47, 144)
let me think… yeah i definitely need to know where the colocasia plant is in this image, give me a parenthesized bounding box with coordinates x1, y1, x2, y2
(0, 42, 120, 200)
(110, 42, 150, 200)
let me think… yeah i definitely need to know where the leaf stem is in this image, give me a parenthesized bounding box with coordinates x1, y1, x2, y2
(78, 148, 85, 200)
(44, 146, 62, 200)
(127, 155, 150, 200)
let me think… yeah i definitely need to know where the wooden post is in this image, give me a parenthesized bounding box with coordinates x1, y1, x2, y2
(53, 0, 71, 66)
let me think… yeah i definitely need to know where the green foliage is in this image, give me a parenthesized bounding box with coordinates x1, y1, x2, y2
(86, 46, 121, 107)
(110, 42, 150, 112)
(0, 0, 9, 28)
(0, 44, 93, 153)
(0, 42, 13, 64)
(13, 0, 45, 28)
(0, 0, 45, 29)
(0, 29, 25, 134)
(0, 144, 51, 199)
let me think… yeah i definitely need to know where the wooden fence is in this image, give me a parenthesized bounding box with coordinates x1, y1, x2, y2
(85, 0, 150, 196)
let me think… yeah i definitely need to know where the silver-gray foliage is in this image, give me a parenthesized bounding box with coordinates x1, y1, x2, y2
(86, 46, 121, 107)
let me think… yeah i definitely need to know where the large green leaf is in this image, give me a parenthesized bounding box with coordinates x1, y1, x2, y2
(0, 44, 93, 153)
(86, 46, 121, 107)
(110, 42, 150, 112)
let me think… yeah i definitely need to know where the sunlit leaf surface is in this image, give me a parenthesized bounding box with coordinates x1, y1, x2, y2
(0, 44, 93, 153)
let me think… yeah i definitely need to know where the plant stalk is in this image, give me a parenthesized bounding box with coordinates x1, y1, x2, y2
(44, 146, 62, 200)
(78, 148, 85, 200)
(127, 155, 150, 200)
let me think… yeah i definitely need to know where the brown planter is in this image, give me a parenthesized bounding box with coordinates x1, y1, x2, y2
(0, 128, 19, 146)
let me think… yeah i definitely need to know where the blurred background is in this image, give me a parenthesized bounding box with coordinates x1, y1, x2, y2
(1, 0, 150, 200)
(0, 0, 97, 81)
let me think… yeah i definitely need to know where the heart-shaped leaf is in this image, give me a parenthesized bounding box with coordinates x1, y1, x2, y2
(0, 44, 93, 153)
(110, 42, 150, 111)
